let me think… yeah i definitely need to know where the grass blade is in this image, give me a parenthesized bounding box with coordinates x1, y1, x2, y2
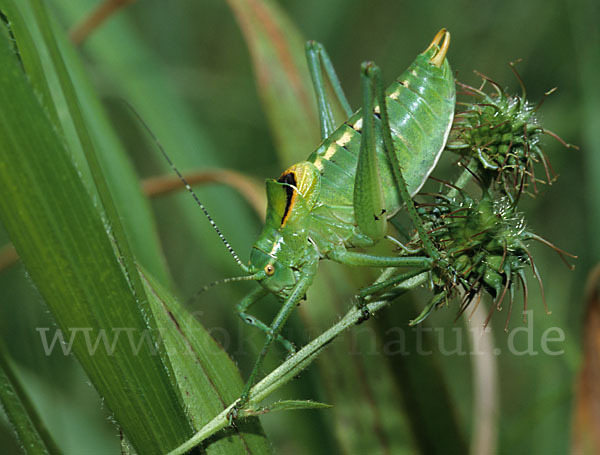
(0, 3, 272, 452)
(0, 341, 60, 455)
(142, 271, 271, 454)
(28, 0, 148, 307)
(0, 20, 193, 453)
(1, 0, 170, 285)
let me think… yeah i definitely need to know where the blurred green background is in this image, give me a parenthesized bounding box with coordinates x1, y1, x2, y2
(1, 0, 598, 453)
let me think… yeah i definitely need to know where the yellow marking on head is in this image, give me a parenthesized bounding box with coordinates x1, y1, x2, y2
(374, 105, 381, 114)
(336, 131, 353, 148)
(280, 203, 295, 226)
(353, 118, 363, 131)
(277, 162, 321, 225)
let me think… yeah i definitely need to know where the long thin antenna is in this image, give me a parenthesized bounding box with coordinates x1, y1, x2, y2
(124, 102, 249, 272)
(186, 273, 263, 305)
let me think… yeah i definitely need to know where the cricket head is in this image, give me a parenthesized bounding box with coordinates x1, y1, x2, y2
(248, 243, 298, 296)
(247, 161, 322, 297)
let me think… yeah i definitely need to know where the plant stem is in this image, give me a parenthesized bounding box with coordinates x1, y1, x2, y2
(167, 272, 429, 455)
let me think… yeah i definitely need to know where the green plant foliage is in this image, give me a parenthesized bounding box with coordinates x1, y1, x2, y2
(0, 17, 191, 450)
(0, 1, 269, 453)
(447, 75, 566, 199)
(0, 0, 169, 285)
(0, 0, 595, 454)
(0, 341, 60, 455)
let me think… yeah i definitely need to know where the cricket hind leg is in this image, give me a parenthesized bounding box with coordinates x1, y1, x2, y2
(348, 59, 453, 318)
(237, 287, 296, 354)
(358, 268, 430, 301)
(305, 41, 353, 139)
(355, 268, 431, 321)
(360, 62, 446, 264)
(330, 248, 434, 321)
(351, 61, 392, 243)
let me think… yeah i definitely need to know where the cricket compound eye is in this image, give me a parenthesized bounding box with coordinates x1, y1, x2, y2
(265, 264, 275, 276)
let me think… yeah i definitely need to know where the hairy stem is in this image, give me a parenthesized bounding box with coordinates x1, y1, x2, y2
(167, 272, 429, 455)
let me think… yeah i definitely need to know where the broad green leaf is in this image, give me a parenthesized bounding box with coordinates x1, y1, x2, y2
(0, 2, 272, 453)
(0, 18, 193, 452)
(0, 0, 170, 285)
(52, 0, 262, 285)
(142, 271, 271, 454)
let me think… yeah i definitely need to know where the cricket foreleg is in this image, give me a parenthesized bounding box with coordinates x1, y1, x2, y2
(237, 287, 296, 354)
(305, 41, 353, 139)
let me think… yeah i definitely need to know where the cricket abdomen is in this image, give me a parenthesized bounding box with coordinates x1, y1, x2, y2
(307, 49, 455, 224)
